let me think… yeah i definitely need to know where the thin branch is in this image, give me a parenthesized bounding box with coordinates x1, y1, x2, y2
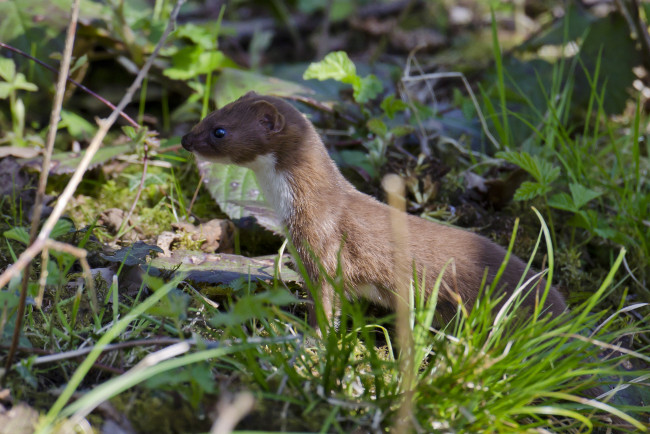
(13, 337, 184, 366)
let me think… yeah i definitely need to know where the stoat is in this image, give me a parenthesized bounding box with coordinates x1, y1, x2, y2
(181, 91, 566, 326)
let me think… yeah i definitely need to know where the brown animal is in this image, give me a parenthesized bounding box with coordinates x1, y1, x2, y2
(181, 91, 566, 326)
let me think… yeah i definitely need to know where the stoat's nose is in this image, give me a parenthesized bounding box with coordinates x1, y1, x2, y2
(181, 133, 193, 151)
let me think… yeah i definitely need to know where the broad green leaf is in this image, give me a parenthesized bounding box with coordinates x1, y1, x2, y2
(548, 192, 576, 212)
(0, 58, 15, 81)
(59, 110, 96, 138)
(496, 151, 559, 186)
(304, 51, 382, 102)
(12, 73, 37, 92)
(4, 226, 29, 244)
(213, 68, 312, 108)
(197, 161, 263, 220)
(338, 150, 378, 179)
(354, 74, 383, 103)
(163, 46, 203, 80)
(303, 51, 357, 83)
(381, 94, 408, 119)
(211, 288, 297, 327)
(0, 82, 12, 99)
(366, 118, 387, 137)
(196, 160, 283, 234)
(569, 183, 602, 209)
(42, 144, 133, 174)
(70, 54, 88, 74)
(574, 14, 640, 114)
(513, 181, 549, 201)
(568, 210, 594, 231)
(146, 289, 190, 320)
(101, 241, 164, 266)
(391, 125, 415, 137)
(175, 23, 216, 50)
(50, 219, 74, 239)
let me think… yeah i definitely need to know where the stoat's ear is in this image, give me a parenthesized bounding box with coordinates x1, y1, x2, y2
(252, 100, 285, 133)
(242, 90, 259, 99)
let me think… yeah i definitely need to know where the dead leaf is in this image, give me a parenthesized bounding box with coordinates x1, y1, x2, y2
(149, 250, 301, 285)
(0, 146, 41, 159)
(0, 403, 39, 434)
(171, 219, 235, 253)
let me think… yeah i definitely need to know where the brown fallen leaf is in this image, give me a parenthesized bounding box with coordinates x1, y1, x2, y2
(149, 250, 301, 285)
(0, 402, 39, 434)
(171, 219, 235, 253)
(0, 146, 41, 159)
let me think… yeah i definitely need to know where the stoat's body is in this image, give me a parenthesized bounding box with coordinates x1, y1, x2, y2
(181, 92, 566, 324)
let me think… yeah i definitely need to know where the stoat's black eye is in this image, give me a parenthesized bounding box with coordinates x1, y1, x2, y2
(213, 127, 226, 139)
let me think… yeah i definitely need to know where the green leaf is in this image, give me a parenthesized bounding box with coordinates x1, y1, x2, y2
(390, 125, 414, 137)
(163, 46, 229, 80)
(121, 126, 137, 139)
(513, 181, 549, 201)
(59, 110, 95, 138)
(210, 289, 297, 327)
(354, 74, 383, 103)
(381, 94, 408, 119)
(366, 118, 387, 137)
(0, 58, 15, 81)
(12, 73, 37, 92)
(4, 227, 29, 244)
(175, 23, 216, 50)
(146, 289, 190, 320)
(197, 161, 263, 220)
(0, 82, 12, 99)
(101, 241, 164, 266)
(47, 144, 133, 174)
(50, 219, 74, 239)
(213, 68, 312, 108)
(338, 150, 378, 179)
(496, 151, 559, 186)
(548, 192, 576, 212)
(569, 183, 602, 209)
(568, 210, 594, 231)
(303, 51, 357, 83)
(70, 54, 88, 74)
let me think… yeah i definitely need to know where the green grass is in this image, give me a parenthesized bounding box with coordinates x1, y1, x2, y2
(18, 220, 648, 432)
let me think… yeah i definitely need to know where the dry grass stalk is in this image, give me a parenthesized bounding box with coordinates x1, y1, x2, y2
(383, 174, 415, 433)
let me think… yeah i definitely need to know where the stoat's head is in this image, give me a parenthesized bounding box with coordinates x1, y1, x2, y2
(181, 91, 309, 167)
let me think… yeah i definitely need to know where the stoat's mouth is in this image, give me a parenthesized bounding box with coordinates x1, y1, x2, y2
(180, 133, 195, 151)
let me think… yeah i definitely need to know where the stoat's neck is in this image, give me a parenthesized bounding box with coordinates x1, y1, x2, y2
(245, 133, 351, 245)
(245, 153, 294, 225)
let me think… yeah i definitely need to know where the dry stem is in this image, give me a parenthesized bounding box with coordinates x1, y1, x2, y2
(383, 174, 415, 434)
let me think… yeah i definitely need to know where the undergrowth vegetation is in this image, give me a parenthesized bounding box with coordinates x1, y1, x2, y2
(0, 0, 648, 432)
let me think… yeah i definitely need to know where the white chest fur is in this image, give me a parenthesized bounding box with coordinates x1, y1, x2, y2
(244, 154, 294, 225)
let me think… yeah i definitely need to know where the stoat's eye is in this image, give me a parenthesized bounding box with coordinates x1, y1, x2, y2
(213, 127, 226, 139)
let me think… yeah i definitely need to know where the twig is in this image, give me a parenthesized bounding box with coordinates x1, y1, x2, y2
(15, 337, 184, 366)
(187, 171, 205, 215)
(2, 0, 81, 385)
(113, 136, 154, 242)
